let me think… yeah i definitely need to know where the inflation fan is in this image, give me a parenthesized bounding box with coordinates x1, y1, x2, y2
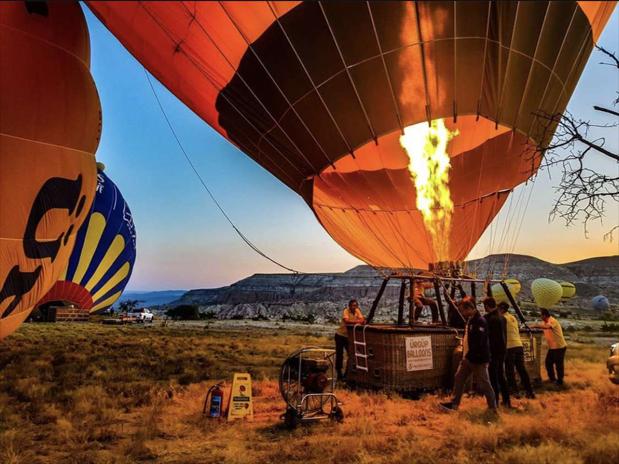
(279, 347, 344, 428)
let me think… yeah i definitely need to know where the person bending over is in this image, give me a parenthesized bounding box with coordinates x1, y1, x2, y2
(334, 299, 365, 380)
(499, 302, 535, 398)
(533, 308, 567, 386)
(484, 297, 511, 408)
(440, 299, 497, 412)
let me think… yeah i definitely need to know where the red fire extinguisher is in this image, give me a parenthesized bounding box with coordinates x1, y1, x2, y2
(203, 383, 224, 418)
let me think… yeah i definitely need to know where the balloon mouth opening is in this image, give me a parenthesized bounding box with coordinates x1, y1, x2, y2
(310, 115, 540, 269)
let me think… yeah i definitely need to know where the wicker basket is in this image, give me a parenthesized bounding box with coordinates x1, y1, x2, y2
(345, 324, 543, 392)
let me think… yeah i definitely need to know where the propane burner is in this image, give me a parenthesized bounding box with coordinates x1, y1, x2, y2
(429, 261, 462, 278)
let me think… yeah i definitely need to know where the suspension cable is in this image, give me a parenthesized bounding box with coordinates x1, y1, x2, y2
(143, 68, 301, 274)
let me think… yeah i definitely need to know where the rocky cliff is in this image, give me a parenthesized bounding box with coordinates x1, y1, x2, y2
(169, 254, 618, 322)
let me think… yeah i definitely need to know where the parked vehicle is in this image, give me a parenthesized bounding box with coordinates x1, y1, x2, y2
(127, 308, 154, 323)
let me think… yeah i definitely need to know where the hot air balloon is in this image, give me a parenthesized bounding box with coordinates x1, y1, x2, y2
(560, 281, 577, 299)
(0, 3, 100, 339)
(37, 165, 137, 314)
(592, 295, 610, 312)
(87, 2, 614, 270)
(491, 278, 521, 303)
(531, 278, 563, 309)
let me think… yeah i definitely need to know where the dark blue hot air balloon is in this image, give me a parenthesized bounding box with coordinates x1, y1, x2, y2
(592, 295, 610, 312)
(38, 164, 136, 312)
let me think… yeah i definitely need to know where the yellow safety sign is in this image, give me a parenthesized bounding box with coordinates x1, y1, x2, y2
(227, 373, 253, 420)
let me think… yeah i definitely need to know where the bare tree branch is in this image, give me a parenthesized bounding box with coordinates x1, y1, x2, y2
(594, 106, 619, 117)
(533, 46, 619, 240)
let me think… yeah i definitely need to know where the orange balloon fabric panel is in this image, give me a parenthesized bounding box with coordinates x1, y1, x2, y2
(0, 3, 100, 339)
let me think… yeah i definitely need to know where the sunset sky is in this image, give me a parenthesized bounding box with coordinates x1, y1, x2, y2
(84, 6, 619, 291)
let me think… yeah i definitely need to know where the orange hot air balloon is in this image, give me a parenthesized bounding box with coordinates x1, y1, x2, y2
(0, 3, 100, 339)
(88, 1, 615, 269)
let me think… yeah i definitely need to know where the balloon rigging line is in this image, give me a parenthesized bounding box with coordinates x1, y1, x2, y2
(143, 68, 301, 274)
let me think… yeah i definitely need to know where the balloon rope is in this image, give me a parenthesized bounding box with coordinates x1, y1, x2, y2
(143, 68, 301, 274)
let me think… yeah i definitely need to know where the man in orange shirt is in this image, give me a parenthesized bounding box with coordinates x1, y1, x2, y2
(533, 308, 568, 385)
(335, 299, 365, 380)
(413, 280, 439, 323)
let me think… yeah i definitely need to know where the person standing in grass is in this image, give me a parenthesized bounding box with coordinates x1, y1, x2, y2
(440, 298, 497, 412)
(484, 297, 511, 408)
(335, 299, 365, 380)
(499, 302, 535, 399)
(533, 308, 567, 385)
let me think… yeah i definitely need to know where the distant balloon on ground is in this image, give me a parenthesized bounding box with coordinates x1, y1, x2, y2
(492, 279, 521, 303)
(0, 3, 100, 340)
(531, 279, 563, 309)
(592, 295, 610, 312)
(560, 281, 577, 299)
(37, 166, 136, 313)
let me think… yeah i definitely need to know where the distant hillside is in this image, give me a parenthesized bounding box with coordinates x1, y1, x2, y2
(169, 255, 618, 322)
(116, 290, 186, 308)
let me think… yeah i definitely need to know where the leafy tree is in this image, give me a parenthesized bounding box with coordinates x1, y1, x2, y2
(118, 299, 142, 313)
(165, 304, 200, 320)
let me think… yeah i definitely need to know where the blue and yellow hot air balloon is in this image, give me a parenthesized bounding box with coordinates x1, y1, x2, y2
(37, 165, 136, 313)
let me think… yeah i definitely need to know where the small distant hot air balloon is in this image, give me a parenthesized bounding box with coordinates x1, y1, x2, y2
(0, 3, 100, 339)
(592, 295, 610, 312)
(37, 165, 136, 313)
(560, 281, 577, 299)
(531, 278, 563, 309)
(491, 278, 521, 303)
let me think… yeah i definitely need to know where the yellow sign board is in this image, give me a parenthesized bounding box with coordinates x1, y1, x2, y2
(227, 373, 253, 420)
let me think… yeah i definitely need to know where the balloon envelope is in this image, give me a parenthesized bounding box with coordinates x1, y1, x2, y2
(88, 1, 615, 269)
(0, 3, 100, 339)
(560, 281, 576, 299)
(531, 278, 563, 309)
(37, 168, 137, 313)
(491, 278, 521, 303)
(592, 295, 610, 312)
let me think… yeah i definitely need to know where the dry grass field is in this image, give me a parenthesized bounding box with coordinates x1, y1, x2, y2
(1, 321, 618, 464)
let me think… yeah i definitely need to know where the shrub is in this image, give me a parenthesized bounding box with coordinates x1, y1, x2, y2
(201, 310, 217, 320)
(165, 305, 200, 320)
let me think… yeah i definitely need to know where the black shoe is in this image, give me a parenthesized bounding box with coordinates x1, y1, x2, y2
(525, 391, 536, 399)
(502, 401, 514, 409)
(511, 392, 522, 400)
(439, 402, 457, 412)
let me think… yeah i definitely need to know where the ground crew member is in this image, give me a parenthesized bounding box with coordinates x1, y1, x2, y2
(440, 298, 497, 412)
(533, 308, 567, 385)
(499, 302, 535, 399)
(335, 299, 365, 380)
(484, 297, 511, 408)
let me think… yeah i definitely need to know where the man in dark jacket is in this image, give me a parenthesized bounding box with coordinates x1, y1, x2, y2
(440, 298, 497, 412)
(484, 297, 511, 408)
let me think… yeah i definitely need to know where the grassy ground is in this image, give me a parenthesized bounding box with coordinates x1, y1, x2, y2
(0, 321, 618, 464)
